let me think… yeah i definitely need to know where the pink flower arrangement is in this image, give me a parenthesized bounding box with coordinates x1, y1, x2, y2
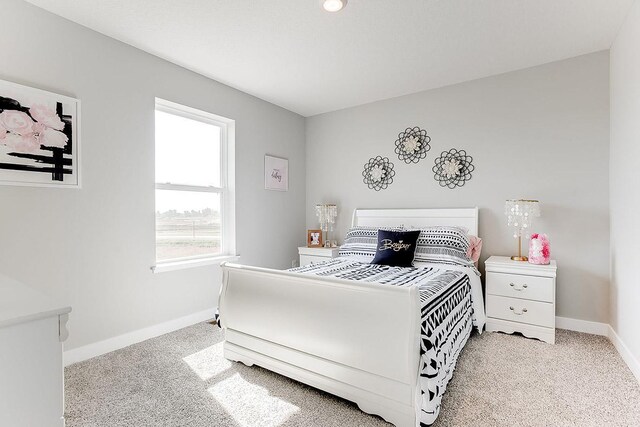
(529, 233, 550, 265)
(0, 104, 68, 154)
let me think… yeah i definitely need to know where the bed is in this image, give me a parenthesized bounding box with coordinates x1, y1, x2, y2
(218, 208, 486, 426)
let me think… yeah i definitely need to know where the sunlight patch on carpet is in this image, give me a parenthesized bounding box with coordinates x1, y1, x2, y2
(209, 373, 299, 427)
(183, 342, 231, 380)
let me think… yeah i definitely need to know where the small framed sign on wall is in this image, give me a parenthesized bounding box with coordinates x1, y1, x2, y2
(0, 79, 80, 188)
(264, 154, 288, 191)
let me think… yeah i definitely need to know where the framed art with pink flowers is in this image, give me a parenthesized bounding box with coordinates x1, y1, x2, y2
(0, 79, 80, 188)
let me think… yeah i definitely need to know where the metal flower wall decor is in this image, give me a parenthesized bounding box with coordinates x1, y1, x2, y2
(394, 126, 431, 164)
(432, 148, 474, 189)
(362, 156, 395, 191)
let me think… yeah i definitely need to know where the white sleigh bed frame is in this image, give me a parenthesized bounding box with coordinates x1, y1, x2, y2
(218, 208, 479, 427)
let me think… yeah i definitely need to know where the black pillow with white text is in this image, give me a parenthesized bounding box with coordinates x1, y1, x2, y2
(371, 229, 420, 267)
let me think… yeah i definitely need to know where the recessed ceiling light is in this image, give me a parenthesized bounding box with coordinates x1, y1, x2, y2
(322, 0, 347, 12)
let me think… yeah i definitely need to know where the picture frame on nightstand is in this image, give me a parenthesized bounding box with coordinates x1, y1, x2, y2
(307, 229, 323, 248)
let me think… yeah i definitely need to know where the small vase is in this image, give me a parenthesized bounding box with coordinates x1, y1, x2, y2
(529, 233, 550, 265)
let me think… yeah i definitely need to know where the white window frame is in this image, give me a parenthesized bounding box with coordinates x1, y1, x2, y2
(152, 98, 236, 273)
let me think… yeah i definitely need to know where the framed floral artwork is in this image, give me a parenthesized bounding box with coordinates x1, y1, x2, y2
(264, 154, 288, 191)
(0, 79, 80, 188)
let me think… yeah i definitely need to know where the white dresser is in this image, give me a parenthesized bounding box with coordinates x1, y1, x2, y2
(298, 246, 340, 266)
(485, 256, 557, 344)
(0, 273, 71, 427)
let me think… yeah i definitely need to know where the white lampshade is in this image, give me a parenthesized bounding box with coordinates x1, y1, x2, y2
(504, 199, 541, 261)
(315, 204, 337, 232)
(505, 199, 540, 237)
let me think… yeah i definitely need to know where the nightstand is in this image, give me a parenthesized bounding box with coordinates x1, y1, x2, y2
(298, 246, 340, 266)
(485, 256, 557, 344)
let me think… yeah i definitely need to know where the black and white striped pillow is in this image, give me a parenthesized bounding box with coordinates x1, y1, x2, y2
(339, 226, 402, 260)
(412, 226, 474, 268)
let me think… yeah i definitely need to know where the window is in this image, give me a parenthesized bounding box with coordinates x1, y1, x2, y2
(154, 99, 235, 267)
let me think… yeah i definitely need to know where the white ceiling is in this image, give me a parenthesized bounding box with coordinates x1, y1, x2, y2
(24, 0, 634, 117)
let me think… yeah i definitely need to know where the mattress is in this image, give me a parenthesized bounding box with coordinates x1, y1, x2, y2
(290, 257, 485, 426)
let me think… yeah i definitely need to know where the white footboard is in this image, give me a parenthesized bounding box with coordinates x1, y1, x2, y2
(218, 262, 421, 427)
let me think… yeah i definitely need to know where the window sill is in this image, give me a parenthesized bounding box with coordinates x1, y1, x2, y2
(151, 255, 240, 274)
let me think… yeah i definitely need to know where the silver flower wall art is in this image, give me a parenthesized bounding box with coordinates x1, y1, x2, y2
(394, 126, 431, 164)
(362, 156, 395, 191)
(432, 148, 474, 189)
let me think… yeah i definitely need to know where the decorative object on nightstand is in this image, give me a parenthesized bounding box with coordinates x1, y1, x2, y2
(315, 204, 337, 246)
(298, 246, 340, 266)
(485, 256, 557, 344)
(529, 233, 551, 265)
(307, 229, 323, 248)
(504, 199, 540, 261)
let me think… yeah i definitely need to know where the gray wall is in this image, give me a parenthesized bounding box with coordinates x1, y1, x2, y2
(306, 51, 610, 323)
(0, 0, 618, 352)
(0, 0, 305, 350)
(610, 1, 640, 365)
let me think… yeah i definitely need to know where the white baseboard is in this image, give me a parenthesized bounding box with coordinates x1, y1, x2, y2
(556, 317, 639, 383)
(63, 308, 216, 366)
(555, 316, 609, 336)
(608, 326, 640, 383)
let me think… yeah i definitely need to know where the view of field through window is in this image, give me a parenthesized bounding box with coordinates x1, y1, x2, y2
(155, 109, 223, 262)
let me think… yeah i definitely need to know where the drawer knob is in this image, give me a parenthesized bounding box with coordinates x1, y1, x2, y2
(509, 283, 528, 291)
(509, 306, 528, 315)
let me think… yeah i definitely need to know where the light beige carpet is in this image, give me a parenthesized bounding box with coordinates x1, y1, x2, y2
(65, 323, 640, 427)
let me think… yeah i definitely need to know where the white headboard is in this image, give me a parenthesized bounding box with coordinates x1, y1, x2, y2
(351, 208, 479, 236)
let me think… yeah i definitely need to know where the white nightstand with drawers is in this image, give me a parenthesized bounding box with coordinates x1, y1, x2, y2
(485, 256, 557, 344)
(298, 246, 340, 267)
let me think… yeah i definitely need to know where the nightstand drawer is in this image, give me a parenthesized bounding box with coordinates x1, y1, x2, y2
(300, 255, 330, 266)
(486, 295, 554, 328)
(299, 247, 340, 267)
(486, 272, 554, 303)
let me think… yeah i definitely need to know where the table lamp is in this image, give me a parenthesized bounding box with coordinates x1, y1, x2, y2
(505, 199, 540, 261)
(315, 204, 337, 246)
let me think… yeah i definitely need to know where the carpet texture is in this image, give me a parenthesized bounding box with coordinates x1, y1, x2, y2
(65, 324, 640, 427)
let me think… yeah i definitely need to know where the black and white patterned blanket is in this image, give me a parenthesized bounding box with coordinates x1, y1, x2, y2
(290, 258, 481, 426)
